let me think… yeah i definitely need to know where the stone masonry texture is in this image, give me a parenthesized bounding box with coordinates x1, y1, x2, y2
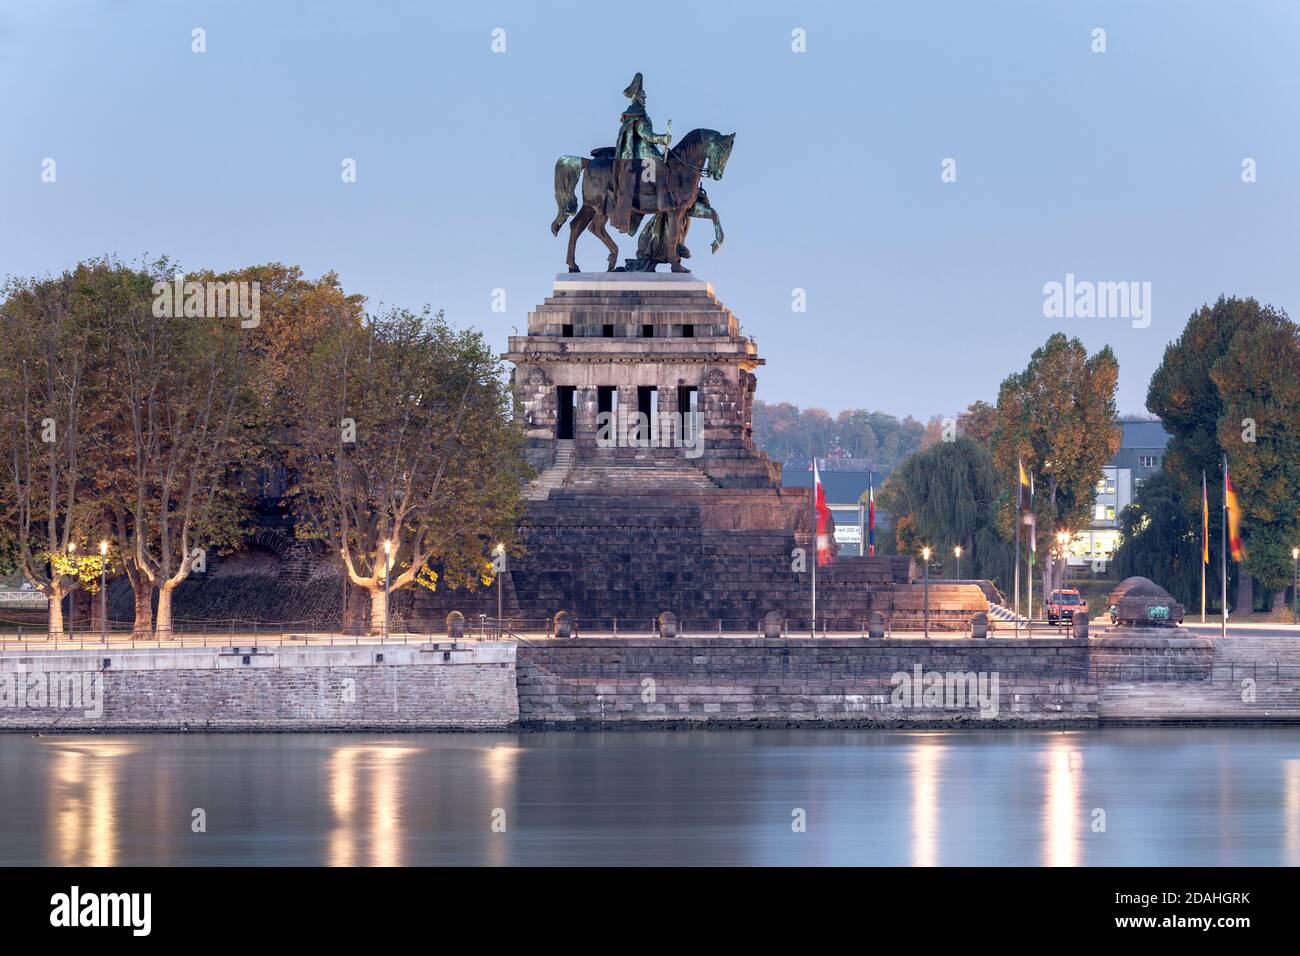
(0, 642, 517, 731)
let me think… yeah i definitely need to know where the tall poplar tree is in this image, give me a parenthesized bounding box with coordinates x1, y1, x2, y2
(991, 334, 1121, 598)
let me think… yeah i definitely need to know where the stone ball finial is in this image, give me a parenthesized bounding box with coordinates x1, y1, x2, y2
(554, 610, 573, 639)
(762, 611, 784, 639)
(868, 610, 886, 639)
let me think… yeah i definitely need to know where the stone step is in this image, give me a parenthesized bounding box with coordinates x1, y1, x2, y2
(561, 459, 720, 492)
(524, 440, 577, 501)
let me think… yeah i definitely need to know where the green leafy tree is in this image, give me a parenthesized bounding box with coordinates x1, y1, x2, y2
(876, 437, 1015, 589)
(1147, 296, 1289, 611)
(1210, 309, 1300, 609)
(288, 307, 527, 634)
(1112, 470, 1203, 607)
(991, 333, 1121, 599)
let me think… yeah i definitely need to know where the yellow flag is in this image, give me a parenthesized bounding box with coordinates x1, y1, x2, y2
(1201, 473, 1209, 565)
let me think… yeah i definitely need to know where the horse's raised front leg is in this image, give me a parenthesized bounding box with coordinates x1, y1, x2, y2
(567, 205, 594, 273)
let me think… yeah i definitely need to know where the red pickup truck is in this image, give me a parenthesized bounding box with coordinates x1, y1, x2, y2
(1046, 589, 1087, 626)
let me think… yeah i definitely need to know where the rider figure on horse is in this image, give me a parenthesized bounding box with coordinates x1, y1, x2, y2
(611, 72, 671, 234)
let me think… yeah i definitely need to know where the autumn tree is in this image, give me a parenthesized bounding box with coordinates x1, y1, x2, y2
(991, 334, 1121, 598)
(0, 263, 115, 636)
(288, 307, 527, 633)
(957, 400, 997, 444)
(750, 401, 925, 468)
(103, 263, 258, 637)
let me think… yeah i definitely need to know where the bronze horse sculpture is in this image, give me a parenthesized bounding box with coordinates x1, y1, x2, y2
(551, 128, 734, 273)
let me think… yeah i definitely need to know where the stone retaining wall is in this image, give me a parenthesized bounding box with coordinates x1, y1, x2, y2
(4, 632, 1295, 731)
(517, 637, 1099, 726)
(0, 642, 517, 731)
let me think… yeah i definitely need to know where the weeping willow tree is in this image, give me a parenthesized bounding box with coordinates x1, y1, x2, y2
(1111, 469, 1221, 610)
(876, 437, 1015, 592)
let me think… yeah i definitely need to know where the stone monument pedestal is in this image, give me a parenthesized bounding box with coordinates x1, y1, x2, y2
(410, 273, 989, 631)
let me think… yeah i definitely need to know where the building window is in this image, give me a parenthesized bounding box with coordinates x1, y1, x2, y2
(602, 324, 614, 338)
(1138, 455, 1160, 468)
(681, 324, 695, 338)
(561, 324, 573, 338)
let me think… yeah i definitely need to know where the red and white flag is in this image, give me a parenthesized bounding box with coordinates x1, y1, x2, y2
(813, 459, 833, 567)
(867, 480, 876, 557)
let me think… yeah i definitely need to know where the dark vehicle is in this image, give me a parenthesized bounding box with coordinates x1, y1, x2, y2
(1046, 588, 1086, 626)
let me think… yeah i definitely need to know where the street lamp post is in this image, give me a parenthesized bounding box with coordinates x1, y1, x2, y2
(99, 540, 108, 644)
(494, 543, 505, 634)
(921, 546, 931, 639)
(1292, 547, 1298, 626)
(953, 545, 962, 581)
(1056, 530, 1071, 591)
(382, 539, 392, 642)
(67, 542, 76, 641)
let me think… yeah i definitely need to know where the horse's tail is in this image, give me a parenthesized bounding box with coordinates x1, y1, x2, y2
(551, 155, 587, 235)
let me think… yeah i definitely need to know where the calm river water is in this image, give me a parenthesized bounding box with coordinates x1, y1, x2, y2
(1, 728, 1298, 866)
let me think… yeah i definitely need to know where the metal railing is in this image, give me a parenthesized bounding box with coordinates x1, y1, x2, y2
(4, 617, 1298, 688)
(0, 613, 1005, 644)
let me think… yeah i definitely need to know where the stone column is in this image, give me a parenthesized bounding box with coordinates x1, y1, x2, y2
(574, 385, 599, 451)
(617, 384, 638, 450)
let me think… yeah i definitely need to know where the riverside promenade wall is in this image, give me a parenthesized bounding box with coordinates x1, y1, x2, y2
(0, 641, 517, 731)
(517, 637, 1107, 726)
(516, 633, 1300, 727)
(4, 633, 1298, 731)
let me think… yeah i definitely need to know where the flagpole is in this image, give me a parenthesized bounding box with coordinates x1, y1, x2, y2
(1221, 454, 1228, 640)
(811, 458, 817, 639)
(868, 471, 875, 558)
(1014, 460, 1022, 636)
(858, 500, 865, 558)
(1027, 505, 1034, 630)
(1025, 469, 1035, 632)
(1201, 470, 1207, 624)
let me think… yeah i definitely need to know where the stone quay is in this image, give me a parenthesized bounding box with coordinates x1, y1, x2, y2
(3, 630, 1300, 731)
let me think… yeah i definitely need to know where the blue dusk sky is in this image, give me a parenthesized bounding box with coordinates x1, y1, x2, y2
(2, 0, 1297, 419)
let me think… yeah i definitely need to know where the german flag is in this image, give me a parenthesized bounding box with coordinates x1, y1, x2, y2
(1225, 469, 1244, 562)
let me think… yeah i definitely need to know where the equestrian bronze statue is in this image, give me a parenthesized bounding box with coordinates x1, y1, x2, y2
(550, 72, 734, 273)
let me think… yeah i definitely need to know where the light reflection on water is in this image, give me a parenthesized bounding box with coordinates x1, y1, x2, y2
(1, 728, 1297, 866)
